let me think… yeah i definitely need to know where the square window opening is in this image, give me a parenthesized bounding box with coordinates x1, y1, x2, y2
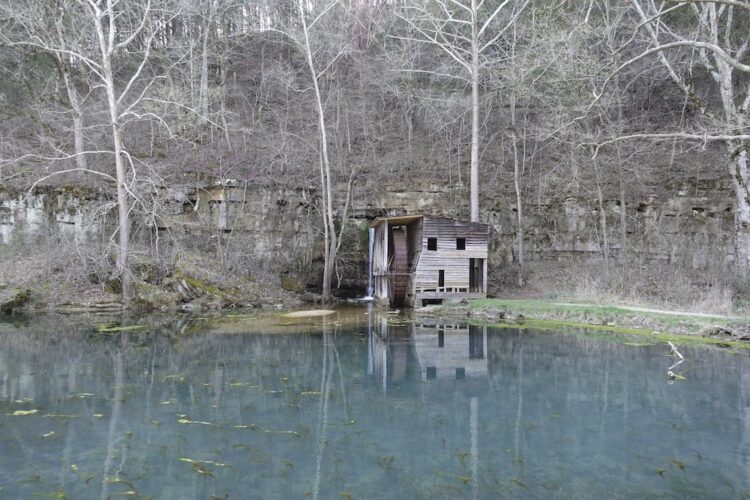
(456, 238, 466, 250)
(427, 237, 437, 251)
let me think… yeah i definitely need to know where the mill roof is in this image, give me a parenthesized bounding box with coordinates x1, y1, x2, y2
(370, 214, 489, 231)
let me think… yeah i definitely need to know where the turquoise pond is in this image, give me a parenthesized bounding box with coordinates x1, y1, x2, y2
(1, 310, 749, 499)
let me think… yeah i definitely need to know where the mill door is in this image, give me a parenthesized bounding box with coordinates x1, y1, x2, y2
(469, 258, 484, 292)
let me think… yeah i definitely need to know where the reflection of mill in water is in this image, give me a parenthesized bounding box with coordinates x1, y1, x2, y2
(367, 316, 488, 392)
(367, 315, 486, 498)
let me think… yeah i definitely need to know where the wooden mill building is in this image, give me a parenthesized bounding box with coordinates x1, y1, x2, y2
(370, 215, 489, 307)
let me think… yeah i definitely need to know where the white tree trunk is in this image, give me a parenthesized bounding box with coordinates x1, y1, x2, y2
(298, 0, 336, 301)
(510, 94, 524, 286)
(108, 83, 132, 306)
(55, 18, 87, 173)
(59, 67, 87, 172)
(593, 158, 609, 277)
(72, 115, 86, 172)
(469, 0, 480, 222)
(199, 0, 211, 121)
(731, 148, 750, 281)
(512, 135, 524, 286)
(94, 3, 131, 306)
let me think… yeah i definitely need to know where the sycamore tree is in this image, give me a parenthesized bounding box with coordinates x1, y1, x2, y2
(1, 0, 179, 306)
(256, 0, 358, 301)
(394, 0, 529, 222)
(597, 0, 750, 280)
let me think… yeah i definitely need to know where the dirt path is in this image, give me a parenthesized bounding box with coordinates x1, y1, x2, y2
(554, 303, 732, 320)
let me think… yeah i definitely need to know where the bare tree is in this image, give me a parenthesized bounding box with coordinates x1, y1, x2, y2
(597, 0, 750, 279)
(1, 0, 179, 306)
(251, 0, 357, 300)
(0, 0, 92, 173)
(395, 0, 529, 222)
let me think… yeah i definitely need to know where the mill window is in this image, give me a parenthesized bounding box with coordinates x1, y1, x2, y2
(456, 238, 466, 250)
(427, 237, 437, 251)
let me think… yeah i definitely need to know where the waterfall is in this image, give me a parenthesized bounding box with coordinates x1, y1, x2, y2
(363, 227, 375, 300)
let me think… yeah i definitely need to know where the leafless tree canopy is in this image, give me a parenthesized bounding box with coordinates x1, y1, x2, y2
(0, 0, 749, 301)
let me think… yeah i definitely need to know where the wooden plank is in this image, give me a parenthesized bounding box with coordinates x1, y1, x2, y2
(415, 292, 486, 300)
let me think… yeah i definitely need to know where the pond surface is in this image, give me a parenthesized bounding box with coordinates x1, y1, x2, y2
(1, 311, 750, 499)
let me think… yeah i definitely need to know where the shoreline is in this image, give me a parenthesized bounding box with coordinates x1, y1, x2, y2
(5, 297, 750, 351)
(417, 298, 750, 349)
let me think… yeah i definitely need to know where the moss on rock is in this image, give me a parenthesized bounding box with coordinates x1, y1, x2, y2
(280, 275, 305, 293)
(0, 288, 31, 314)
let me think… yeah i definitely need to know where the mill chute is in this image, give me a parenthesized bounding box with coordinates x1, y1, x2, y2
(387, 227, 408, 307)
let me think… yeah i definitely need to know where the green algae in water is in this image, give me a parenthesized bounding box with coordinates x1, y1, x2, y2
(68, 393, 94, 399)
(668, 458, 687, 471)
(9, 409, 38, 416)
(96, 324, 148, 333)
(178, 458, 231, 468)
(177, 415, 214, 426)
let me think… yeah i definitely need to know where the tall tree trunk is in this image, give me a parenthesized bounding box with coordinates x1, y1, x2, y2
(512, 136, 524, 286)
(109, 87, 132, 306)
(298, 0, 336, 301)
(614, 76, 628, 267)
(94, 4, 131, 307)
(593, 156, 609, 277)
(54, 18, 86, 173)
(510, 95, 524, 286)
(60, 66, 87, 173)
(730, 147, 750, 282)
(469, 0, 480, 222)
(219, 61, 232, 149)
(617, 152, 628, 267)
(199, 0, 211, 121)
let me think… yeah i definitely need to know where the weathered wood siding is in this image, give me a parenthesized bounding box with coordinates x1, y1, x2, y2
(371, 222, 389, 300)
(406, 220, 422, 270)
(414, 216, 488, 291)
(370, 215, 489, 304)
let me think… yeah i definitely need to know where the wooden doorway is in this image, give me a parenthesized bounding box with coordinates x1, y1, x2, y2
(469, 258, 484, 292)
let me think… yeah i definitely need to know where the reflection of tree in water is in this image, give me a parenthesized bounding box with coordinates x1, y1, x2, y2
(486, 329, 750, 496)
(367, 319, 423, 394)
(2, 315, 750, 498)
(0, 317, 365, 498)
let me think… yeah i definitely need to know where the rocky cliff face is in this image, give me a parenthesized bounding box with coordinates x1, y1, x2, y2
(0, 188, 104, 245)
(0, 177, 736, 298)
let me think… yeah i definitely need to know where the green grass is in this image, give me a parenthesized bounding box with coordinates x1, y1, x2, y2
(472, 299, 632, 317)
(472, 298, 725, 319)
(443, 298, 750, 340)
(480, 317, 750, 350)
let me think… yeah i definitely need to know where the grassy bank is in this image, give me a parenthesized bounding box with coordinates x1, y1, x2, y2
(427, 298, 750, 345)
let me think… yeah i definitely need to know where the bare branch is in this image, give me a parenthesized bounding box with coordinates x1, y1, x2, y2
(610, 40, 750, 78)
(476, 0, 511, 39)
(24, 167, 117, 202)
(392, 12, 471, 71)
(589, 132, 750, 159)
(479, 0, 529, 54)
(665, 0, 750, 12)
(308, 0, 340, 30)
(116, 30, 157, 106)
(614, 2, 689, 58)
(1, 150, 114, 168)
(115, 0, 151, 49)
(392, 68, 471, 83)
